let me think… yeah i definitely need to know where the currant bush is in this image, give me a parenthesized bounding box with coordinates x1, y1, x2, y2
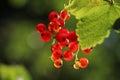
(36, 10, 93, 69)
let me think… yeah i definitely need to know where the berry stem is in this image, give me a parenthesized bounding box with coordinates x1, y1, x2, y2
(69, 0, 71, 4)
(52, 39, 56, 45)
(74, 46, 80, 62)
(49, 56, 54, 62)
(64, 0, 72, 8)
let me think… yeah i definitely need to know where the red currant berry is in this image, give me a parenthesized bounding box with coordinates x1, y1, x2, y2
(40, 30, 52, 42)
(69, 42, 79, 52)
(79, 57, 89, 68)
(60, 10, 70, 21)
(82, 48, 92, 54)
(51, 43, 62, 52)
(36, 23, 46, 34)
(52, 50, 62, 60)
(48, 23, 53, 31)
(48, 11, 59, 21)
(58, 19, 65, 27)
(54, 59, 63, 68)
(68, 31, 78, 42)
(48, 22, 61, 34)
(63, 50, 73, 61)
(56, 32, 68, 42)
(58, 39, 69, 47)
(59, 28, 69, 35)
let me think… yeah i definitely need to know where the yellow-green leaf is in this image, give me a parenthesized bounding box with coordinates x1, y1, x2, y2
(65, 0, 120, 49)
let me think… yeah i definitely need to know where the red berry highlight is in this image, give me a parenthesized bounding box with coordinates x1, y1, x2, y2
(36, 23, 46, 34)
(79, 57, 89, 68)
(54, 59, 63, 68)
(63, 50, 73, 61)
(69, 42, 79, 52)
(48, 11, 59, 21)
(68, 31, 78, 42)
(40, 30, 51, 42)
(60, 10, 70, 21)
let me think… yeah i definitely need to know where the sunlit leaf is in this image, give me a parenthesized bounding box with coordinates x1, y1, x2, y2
(65, 0, 120, 49)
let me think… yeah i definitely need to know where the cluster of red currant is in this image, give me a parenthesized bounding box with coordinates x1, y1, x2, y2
(36, 10, 93, 69)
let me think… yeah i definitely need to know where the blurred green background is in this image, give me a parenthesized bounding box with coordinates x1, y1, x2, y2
(0, 0, 120, 80)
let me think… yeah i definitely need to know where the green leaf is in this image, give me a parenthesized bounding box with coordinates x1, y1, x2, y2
(0, 64, 31, 80)
(65, 0, 105, 19)
(65, 0, 120, 49)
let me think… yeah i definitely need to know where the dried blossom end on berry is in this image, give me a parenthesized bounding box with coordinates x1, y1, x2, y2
(40, 30, 52, 42)
(58, 39, 69, 47)
(73, 61, 80, 69)
(54, 59, 63, 68)
(58, 19, 65, 27)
